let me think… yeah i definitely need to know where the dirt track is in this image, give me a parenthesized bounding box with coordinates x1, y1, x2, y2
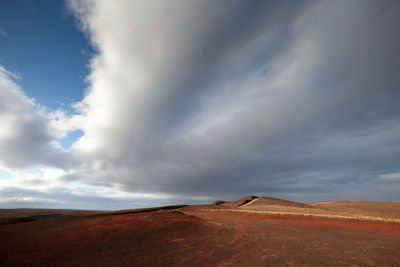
(1, 207, 399, 266)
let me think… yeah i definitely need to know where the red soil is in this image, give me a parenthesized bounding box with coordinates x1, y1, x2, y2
(195, 210, 400, 235)
(1, 207, 399, 266)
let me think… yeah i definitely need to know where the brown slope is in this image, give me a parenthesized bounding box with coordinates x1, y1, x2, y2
(0, 209, 104, 225)
(309, 200, 400, 221)
(241, 196, 309, 208)
(213, 196, 400, 222)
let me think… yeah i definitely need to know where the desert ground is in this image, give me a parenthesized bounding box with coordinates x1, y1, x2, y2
(1, 196, 399, 266)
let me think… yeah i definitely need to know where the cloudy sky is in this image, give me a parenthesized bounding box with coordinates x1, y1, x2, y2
(0, 0, 399, 209)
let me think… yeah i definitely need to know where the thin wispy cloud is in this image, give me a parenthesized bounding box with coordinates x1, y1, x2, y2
(0, 26, 7, 37)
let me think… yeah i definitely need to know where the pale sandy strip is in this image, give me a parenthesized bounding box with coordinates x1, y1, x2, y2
(197, 208, 400, 223)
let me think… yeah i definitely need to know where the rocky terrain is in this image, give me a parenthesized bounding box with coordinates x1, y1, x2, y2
(1, 196, 399, 266)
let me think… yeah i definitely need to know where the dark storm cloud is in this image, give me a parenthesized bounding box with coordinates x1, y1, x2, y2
(62, 0, 400, 203)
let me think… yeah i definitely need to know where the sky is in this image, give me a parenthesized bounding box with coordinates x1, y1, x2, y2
(0, 0, 399, 210)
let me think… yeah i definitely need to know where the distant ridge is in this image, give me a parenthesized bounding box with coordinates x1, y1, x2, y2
(215, 195, 311, 210)
(206, 196, 400, 222)
(211, 200, 226, 205)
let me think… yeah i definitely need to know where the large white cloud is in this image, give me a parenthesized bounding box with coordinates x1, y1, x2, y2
(0, 66, 77, 170)
(0, 66, 180, 209)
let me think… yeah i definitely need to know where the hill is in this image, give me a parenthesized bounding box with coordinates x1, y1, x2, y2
(220, 195, 258, 207)
(209, 196, 400, 222)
